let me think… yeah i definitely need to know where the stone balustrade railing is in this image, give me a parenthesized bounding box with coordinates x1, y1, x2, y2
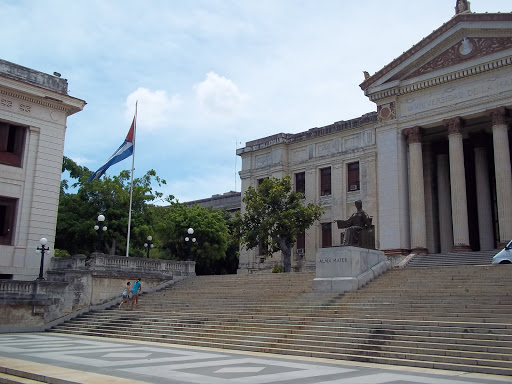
(1, 254, 195, 300)
(0, 280, 34, 297)
(86, 254, 194, 276)
(0, 254, 196, 330)
(50, 253, 195, 277)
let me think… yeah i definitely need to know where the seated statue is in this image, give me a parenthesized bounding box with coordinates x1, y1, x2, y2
(335, 200, 373, 248)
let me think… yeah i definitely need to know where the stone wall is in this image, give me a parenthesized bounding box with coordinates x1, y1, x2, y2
(0, 254, 195, 332)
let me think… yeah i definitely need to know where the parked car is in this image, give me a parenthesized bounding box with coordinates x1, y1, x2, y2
(492, 240, 512, 264)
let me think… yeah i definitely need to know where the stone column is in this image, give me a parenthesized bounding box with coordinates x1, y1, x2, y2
(489, 108, 512, 247)
(472, 134, 494, 250)
(444, 117, 471, 252)
(437, 153, 453, 253)
(403, 126, 427, 253)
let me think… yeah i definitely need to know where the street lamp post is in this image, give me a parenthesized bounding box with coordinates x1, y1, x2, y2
(94, 214, 107, 253)
(144, 235, 154, 258)
(184, 227, 196, 261)
(36, 237, 50, 280)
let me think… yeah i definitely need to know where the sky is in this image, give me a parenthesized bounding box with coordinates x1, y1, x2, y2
(3, 0, 511, 203)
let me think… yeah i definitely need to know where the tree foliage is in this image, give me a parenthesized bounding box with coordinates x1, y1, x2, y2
(57, 156, 165, 256)
(56, 156, 238, 274)
(234, 175, 323, 272)
(154, 197, 233, 274)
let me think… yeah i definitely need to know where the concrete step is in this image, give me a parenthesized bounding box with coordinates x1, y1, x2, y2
(49, 264, 512, 376)
(49, 328, 512, 376)
(51, 320, 512, 354)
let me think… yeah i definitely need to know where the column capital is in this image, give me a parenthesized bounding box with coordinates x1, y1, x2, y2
(443, 117, 463, 135)
(488, 107, 507, 126)
(403, 126, 422, 144)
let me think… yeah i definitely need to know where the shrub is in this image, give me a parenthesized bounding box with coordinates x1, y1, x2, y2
(54, 249, 70, 258)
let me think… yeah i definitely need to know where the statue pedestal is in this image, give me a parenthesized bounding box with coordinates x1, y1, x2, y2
(312, 246, 390, 293)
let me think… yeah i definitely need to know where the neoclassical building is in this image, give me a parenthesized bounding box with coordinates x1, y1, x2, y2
(0, 59, 85, 280)
(237, 3, 512, 272)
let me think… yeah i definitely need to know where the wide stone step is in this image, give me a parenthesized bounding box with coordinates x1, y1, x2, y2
(52, 319, 512, 354)
(76, 309, 512, 330)
(62, 313, 512, 344)
(49, 263, 512, 376)
(49, 327, 512, 375)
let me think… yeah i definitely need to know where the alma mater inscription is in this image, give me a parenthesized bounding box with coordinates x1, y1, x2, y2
(401, 72, 512, 116)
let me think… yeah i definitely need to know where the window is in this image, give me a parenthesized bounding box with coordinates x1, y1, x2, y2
(296, 231, 305, 253)
(0, 123, 26, 167)
(0, 197, 17, 245)
(257, 178, 267, 186)
(321, 223, 332, 248)
(295, 172, 305, 195)
(347, 162, 360, 191)
(320, 167, 331, 196)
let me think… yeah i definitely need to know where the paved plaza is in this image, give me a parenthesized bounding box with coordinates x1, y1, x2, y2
(0, 333, 511, 384)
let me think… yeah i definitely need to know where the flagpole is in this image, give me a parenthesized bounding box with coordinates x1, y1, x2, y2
(126, 101, 137, 257)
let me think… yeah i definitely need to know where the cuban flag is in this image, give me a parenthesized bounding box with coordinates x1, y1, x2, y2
(88, 118, 135, 182)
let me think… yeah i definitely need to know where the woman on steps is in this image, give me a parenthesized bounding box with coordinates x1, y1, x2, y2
(130, 278, 142, 309)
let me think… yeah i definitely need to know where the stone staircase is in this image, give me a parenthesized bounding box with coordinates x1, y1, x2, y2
(405, 249, 497, 268)
(49, 265, 512, 375)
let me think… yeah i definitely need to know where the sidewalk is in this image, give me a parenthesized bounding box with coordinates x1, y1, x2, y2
(0, 333, 511, 384)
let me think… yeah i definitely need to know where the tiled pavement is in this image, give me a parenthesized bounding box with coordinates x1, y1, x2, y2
(0, 333, 511, 384)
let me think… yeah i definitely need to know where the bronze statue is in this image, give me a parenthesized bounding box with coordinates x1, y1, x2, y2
(335, 200, 373, 247)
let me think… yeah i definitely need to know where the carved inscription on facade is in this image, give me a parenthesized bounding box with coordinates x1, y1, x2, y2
(1, 98, 13, 108)
(19, 104, 31, 113)
(400, 72, 512, 117)
(319, 257, 348, 263)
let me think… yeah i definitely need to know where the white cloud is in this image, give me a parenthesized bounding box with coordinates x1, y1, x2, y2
(195, 72, 248, 119)
(125, 88, 182, 130)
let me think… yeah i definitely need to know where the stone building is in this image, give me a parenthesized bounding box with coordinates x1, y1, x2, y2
(0, 59, 85, 280)
(237, 4, 512, 272)
(186, 191, 241, 218)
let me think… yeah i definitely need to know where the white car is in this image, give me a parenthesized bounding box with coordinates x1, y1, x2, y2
(492, 240, 512, 264)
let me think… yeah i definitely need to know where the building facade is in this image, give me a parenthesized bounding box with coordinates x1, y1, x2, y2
(237, 5, 512, 272)
(0, 59, 85, 280)
(186, 191, 241, 218)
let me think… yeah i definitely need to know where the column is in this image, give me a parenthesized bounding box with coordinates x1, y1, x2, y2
(437, 153, 453, 253)
(444, 117, 471, 252)
(472, 134, 494, 250)
(489, 108, 512, 246)
(403, 126, 427, 253)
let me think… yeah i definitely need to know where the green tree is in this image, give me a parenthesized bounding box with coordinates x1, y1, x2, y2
(56, 156, 165, 256)
(234, 176, 323, 272)
(154, 197, 231, 274)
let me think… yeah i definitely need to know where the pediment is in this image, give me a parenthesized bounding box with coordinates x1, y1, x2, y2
(360, 13, 512, 95)
(391, 36, 512, 82)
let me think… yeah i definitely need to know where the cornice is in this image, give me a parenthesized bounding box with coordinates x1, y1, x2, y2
(360, 13, 512, 91)
(367, 55, 512, 102)
(0, 88, 68, 112)
(0, 75, 85, 116)
(238, 113, 378, 155)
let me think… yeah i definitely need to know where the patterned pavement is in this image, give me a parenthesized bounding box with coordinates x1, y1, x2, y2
(0, 333, 511, 384)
